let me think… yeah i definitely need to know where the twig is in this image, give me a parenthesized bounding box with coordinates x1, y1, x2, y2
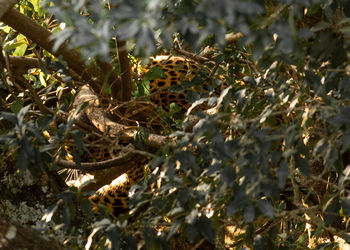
(173, 48, 213, 63)
(240, 58, 260, 76)
(191, 238, 206, 250)
(16, 76, 53, 114)
(56, 144, 139, 171)
(2, 50, 24, 95)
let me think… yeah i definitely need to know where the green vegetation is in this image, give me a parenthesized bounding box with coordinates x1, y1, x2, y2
(0, 0, 350, 249)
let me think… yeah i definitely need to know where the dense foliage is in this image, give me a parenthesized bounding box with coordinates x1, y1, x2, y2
(1, 0, 350, 249)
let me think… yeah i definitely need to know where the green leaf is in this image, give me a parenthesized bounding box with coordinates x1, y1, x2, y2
(72, 130, 84, 155)
(226, 188, 248, 216)
(167, 207, 184, 218)
(167, 218, 183, 240)
(310, 21, 331, 32)
(151, 156, 165, 168)
(62, 205, 71, 231)
(134, 126, 149, 150)
(196, 215, 215, 244)
(257, 200, 275, 218)
(80, 198, 94, 217)
(1, 111, 18, 124)
(330, 106, 350, 127)
(324, 144, 338, 167)
(277, 160, 288, 188)
(60, 190, 76, 203)
(342, 198, 350, 216)
(284, 125, 296, 147)
(343, 234, 350, 244)
(294, 154, 310, 177)
(297, 233, 308, 245)
(42, 203, 59, 223)
(342, 132, 350, 152)
(10, 99, 24, 113)
(106, 224, 121, 250)
(243, 205, 255, 223)
(186, 223, 198, 243)
(124, 235, 138, 250)
(168, 84, 184, 92)
(30, 0, 40, 11)
(220, 166, 236, 185)
(305, 70, 325, 98)
(170, 102, 182, 113)
(313, 139, 328, 156)
(185, 208, 198, 224)
(39, 71, 47, 87)
(13, 34, 28, 56)
(134, 79, 149, 97)
(5, 40, 26, 51)
(254, 235, 267, 250)
(143, 66, 165, 80)
(17, 105, 31, 128)
(143, 227, 156, 250)
(185, 90, 200, 104)
(17, 148, 28, 172)
(324, 198, 340, 226)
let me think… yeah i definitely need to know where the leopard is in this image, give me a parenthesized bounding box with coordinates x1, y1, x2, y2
(66, 56, 212, 218)
(145, 55, 210, 112)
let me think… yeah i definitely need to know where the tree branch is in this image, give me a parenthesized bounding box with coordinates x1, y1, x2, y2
(74, 85, 172, 148)
(0, 0, 17, 19)
(57, 144, 138, 171)
(116, 40, 133, 101)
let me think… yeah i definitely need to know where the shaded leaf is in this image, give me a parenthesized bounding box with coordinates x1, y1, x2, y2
(342, 198, 350, 216)
(196, 215, 215, 244)
(167, 218, 183, 240)
(257, 200, 275, 218)
(106, 224, 121, 250)
(294, 154, 310, 177)
(277, 160, 288, 188)
(1, 112, 18, 124)
(186, 223, 198, 243)
(124, 235, 138, 250)
(243, 205, 255, 223)
(324, 198, 340, 226)
(254, 235, 267, 250)
(11, 99, 24, 113)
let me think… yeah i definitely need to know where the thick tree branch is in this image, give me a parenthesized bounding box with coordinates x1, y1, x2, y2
(8, 56, 82, 83)
(74, 85, 172, 148)
(0, 0, 17, 19)
(117, 40, 133, 101)
(8, 56, 39, 70)
(85, 105, 171, 148)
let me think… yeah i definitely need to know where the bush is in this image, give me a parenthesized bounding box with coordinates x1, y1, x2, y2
(0, 0, 350, 249)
